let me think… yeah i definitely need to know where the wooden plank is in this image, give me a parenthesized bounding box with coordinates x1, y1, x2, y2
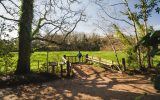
(60, 64, 63, 76)
(87, 57, 122, 72)
(48, 62, 58, 66)
(65, 56, 86, 63)
(67, 61, 71, 77)
(75, 56, 76, 63)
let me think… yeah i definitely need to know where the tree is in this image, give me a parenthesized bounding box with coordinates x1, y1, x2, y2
(15, 0, 34, 74)
(94, 0, 141, 68)
(134, 0, 160, 68)
(135, 30, 160, 57)
(94, 0, 160, 69)
(0, 0, 84, 74)
(123, 0, 144, 69)
(0, 20, 16, 73)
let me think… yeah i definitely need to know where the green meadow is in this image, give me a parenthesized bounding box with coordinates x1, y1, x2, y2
(0, 51, 159, 73)
(29, 51, 125, 69)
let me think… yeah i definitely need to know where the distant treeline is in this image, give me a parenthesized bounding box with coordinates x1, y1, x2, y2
(2, 32, 124, 52)
(32, 33, 102, 51)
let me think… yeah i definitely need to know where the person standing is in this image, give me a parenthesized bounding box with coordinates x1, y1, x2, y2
(77, 51, 82, 64)
(62, 55, 67, 64)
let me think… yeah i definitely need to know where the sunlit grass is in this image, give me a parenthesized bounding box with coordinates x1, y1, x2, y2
(0, 51, 159, 73)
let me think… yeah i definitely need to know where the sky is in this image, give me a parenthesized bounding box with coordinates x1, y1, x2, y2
(75, 0, 160, 34)
(0, 0, 160, 38)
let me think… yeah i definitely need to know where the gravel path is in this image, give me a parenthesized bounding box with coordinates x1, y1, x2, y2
(1, 64, 160, 100)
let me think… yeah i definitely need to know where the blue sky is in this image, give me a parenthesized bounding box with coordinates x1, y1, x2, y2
(0, 0, 159, 38)
(75, 0, 160, 34)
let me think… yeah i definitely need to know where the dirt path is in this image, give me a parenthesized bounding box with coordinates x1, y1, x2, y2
(0, 65, 160, 100)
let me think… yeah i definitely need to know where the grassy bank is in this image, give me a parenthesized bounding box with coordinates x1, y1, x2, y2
(0, 51, 159, 73)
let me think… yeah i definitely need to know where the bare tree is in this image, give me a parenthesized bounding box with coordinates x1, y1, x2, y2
(94, 0, 144, 69)
(123, 0, 143, 69)
(0, 0, 85, 74)
(97, 24, 121, 68)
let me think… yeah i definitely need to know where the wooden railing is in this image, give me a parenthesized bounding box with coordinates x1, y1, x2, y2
(65, 55, 87, 64)
(32, 54, 126, 74)
(60, 55, 123, 72)
(87, 56, 114, 65)
(32, 60, 72, 77)
(86, 56, 122, 73)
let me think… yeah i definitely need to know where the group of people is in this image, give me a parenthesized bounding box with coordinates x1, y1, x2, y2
(62, 51, 82, 64)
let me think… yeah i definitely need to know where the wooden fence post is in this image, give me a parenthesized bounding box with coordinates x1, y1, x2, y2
(85, 54, 88, 63)
(52, 65, 55, 75)
(99, 57, 101, 65)
(47, 51, 49, 72)
(122, 58, 126, 71)
(5, 61, 7, 74)
(38, 60, 40, 71)
(75, 56, 76, 63)
(71, 57, 73, 63)
(67, 61, 71, 77)
(60, 64, 63, 77)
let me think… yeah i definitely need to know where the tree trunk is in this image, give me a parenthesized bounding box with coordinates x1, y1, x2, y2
(142, 0, 152, 68)
(144, 17, 152, 68)
(147, 47, 152, 68)
(123, 0, 143, 69)
(15, 0, 34, 75)
(106, 35, 121, 67)
(137, 45, 143, 69)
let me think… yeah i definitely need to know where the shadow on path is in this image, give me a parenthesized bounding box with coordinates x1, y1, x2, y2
(49, 65, 160, 100)
(0, 65, 160, 100)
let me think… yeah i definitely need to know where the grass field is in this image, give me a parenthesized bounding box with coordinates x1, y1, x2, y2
(30, 51, 126, 69)
(0, 51, 159, 73)
(31, 51, 125, 62)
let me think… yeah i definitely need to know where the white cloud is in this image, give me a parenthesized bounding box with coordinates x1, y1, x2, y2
(153, 25, 160, 30)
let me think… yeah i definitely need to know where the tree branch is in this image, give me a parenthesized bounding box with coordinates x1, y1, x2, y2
(8, 0, 20, 9)
(110, 3, 126, 6)
(32, 37, 62, 45)
(95, 2, 133, 26)
(0, 0, 19, 20)
(0, 15, 19, 22)
(62, 12, 83, 42)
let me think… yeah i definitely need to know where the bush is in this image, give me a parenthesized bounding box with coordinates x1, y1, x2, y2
(0, 39, 15, 73)
(154, 74, 160, 91)
(126, 47, 138, 69)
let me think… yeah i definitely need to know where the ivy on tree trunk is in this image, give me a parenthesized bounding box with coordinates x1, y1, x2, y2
(15, 0, 33, 75)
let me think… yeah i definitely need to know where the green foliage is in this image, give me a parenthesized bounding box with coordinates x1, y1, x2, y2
(135, 30, 160, 57)
(32, 33, 102, 51)
(0, 40, 14, 56)
(154, 75, 160, 90)
(0, 39, 15, 73)
(133, 15, 145, 38)
(135, 93, 147, 100)
(0, 51, 159, 73)
(121, 11, 145, 38)
(134, 0, 160, 19)
(113, 24, 140, 68)
(113, 24, 132, 47)
(126, 47, 138, 68)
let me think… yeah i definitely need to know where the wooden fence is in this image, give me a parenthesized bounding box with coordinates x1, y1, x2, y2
(86, 56, 122, 73)
(65, 55, 123, 72)
(32, 54, 126, 75)
(65, 55, 87, 64)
